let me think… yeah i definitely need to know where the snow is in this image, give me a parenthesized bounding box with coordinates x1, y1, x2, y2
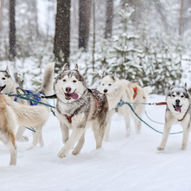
(1, 94, 191, 191)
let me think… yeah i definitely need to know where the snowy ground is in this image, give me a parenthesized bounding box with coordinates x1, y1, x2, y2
(1, 95, 191, 191)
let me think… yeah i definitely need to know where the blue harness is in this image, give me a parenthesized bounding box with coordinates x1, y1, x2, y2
(14, 89, 42, 106)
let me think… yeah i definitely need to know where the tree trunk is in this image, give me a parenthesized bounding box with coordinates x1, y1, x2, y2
(0, 0, 3, 26)
(9, 0, 16, 60)
(54, 0, 71, 66)
(79, 0, 91, 51)
(105, 0, 113, 39)
(179, 0, 184, 36)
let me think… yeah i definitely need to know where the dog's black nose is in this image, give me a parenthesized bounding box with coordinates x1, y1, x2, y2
(65, 87, 71, 93)
(104, 89, 108, 93)
(175, 99, 180, 104)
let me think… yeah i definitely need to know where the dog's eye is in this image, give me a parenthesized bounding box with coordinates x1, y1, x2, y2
(181, 95, 184, 98)
(172, 95, 175, 97)
(2, 77, 5, 80)
(73, 80, 77, 83)
(108, 84, 112, 86)
(63, 79, 66, 82)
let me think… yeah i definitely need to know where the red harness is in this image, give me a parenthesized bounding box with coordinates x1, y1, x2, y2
(133, 87, 138, 99)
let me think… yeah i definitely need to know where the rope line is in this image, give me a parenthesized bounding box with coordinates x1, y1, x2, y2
(6, 93, 56, 109)
(116, 100, 183, 135)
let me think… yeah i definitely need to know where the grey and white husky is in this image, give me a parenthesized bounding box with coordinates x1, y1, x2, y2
(54, 64, 108, 158)
(158, 85, 191, 151)
(0, 64, 54, 148)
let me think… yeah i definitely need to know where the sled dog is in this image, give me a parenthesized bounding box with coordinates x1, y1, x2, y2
(98, 75, 151, 140)
(0, 93, 55, 165)
(157, 85, 191, 151)
(0, 64, 54, 147)
(54, 64, 108, 158)
(0, 94, 17, 165)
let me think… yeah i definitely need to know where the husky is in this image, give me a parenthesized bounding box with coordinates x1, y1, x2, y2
(0, 93, 55, 165)
(98, 75, 151, 141)
(157, 85, 191, 151)
(0, 64, 54, 147)
(54, 64, 108, 158)
(0, 94, 17, 165)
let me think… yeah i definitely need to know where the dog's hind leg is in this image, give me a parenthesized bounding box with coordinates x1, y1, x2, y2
(123, 109, 131, 137)
(157, 121, 172, 151)
(16, 126, 28, 142)
(37, 126, 44, 147)
(58, 127, 86, 158)
(104, 111, 113, 141)
(72, 133, 85, 155)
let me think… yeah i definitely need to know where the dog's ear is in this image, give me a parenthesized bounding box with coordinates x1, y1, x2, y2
(5, 65, 10, 74)
(101, 72, 106, 78)
(63, 63, 70, 71)
(184, 83, 187, 89)
(75, 64, 78, 71)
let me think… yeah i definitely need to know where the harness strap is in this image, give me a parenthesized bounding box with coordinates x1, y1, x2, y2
(178, 105, 190, 122)
(155, 102, 167, 105)
(65, 115, 72, 123)
(133, 87, 138, 99)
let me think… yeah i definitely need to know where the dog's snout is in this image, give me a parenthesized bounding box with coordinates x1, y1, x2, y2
(104, 89, 108, 93)
(175, 99, 180, 104)
(65, 87, 71, 93)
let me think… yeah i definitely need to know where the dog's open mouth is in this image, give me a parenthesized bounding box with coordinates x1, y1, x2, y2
(173, 105, 182, 113)
(0, 85, 6, 92)
(65, 92, 79, 100)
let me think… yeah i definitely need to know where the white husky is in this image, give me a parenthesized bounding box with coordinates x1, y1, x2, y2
(157, 86, 191, 151)
(0, 64, 54, 148)
(98, 75, 151, 140)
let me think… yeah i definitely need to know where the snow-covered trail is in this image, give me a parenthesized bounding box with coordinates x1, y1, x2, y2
(0, 95, 191, 191)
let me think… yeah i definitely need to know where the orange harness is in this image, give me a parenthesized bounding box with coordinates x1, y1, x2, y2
(133, 87, 138, 99)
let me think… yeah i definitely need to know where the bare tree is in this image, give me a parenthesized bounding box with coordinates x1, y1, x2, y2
(79, 0, 91, 51)
(9, 0, 16, 60)
(179, 0, 184, 36)
(105, 0, 113, 39)
(54, 0, 71, 66)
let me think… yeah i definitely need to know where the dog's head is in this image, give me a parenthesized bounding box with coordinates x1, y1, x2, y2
(0, 66, 15, 93)
(166, 86, 190, 114)
(97, 75, 117, 95)
(54, 64, 87, 103)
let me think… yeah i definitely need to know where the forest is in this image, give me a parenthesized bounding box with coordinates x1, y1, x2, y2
(0, 0, 191, 93)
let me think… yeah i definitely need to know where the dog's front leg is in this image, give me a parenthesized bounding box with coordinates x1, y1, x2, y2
(72, 133, 85, 155)
(104, 110, 113, 141)
(157, 121, 172, 151)
(58, 127, 86, 158)
(60, 122, 69, 143)
(181, 118, 190, 150)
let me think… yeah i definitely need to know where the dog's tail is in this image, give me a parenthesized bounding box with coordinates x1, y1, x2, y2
(40, 63, 55, 96)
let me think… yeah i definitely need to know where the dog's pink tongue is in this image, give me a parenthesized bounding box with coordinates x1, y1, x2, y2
(70, 93, 78, 100)
(176, 106, 181, 113)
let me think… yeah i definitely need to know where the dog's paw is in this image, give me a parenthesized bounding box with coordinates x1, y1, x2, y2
(157, 146, 164, 151)
(57, 151, 66, 158)
(181, 145, 186, 150)
(72, 150, 79, 155)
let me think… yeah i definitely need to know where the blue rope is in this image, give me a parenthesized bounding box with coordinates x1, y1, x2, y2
(116, 100, 183, 135)
(7, 93, 56, 109)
